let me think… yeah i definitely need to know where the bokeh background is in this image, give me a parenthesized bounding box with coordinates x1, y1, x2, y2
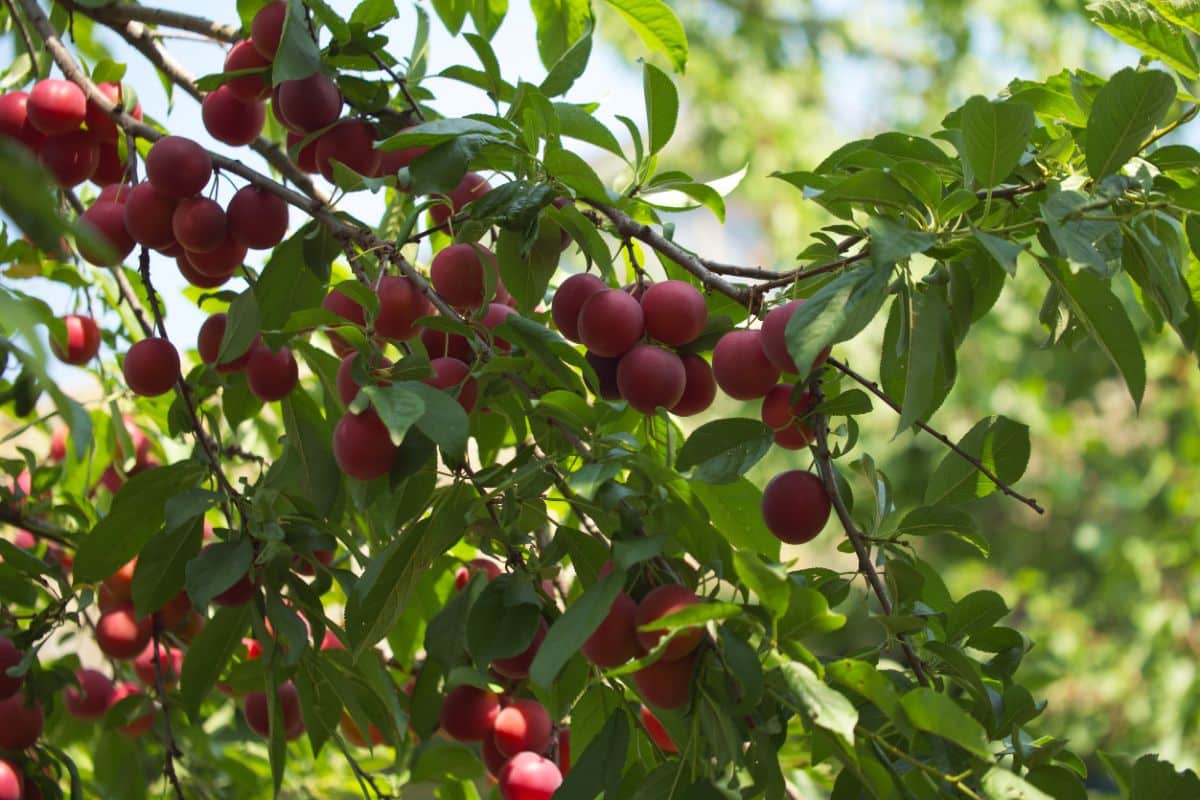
(3, 0, 1198, 790)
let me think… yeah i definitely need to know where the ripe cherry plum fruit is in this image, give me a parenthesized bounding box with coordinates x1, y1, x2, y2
(760, 470, 831, 544)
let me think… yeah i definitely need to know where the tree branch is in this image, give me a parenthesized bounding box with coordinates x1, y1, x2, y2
(828, 357, 1045, 514)
(72, 2, 241, 43)
(151, 621, 188, 800)
(0, 503, 74, 548)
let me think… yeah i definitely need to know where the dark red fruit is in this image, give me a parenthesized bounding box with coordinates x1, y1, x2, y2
(640, 706, 677, 752)
(111, 681, 155, 736)
(213, 569, 257, 607)
(438, 684, 501, 742)
(491, 617, 547, 679)
(197, 313, 255, 373)
(760, 385, 816, 449)
(78, 201, 134, 266)
(314, 119, 381, 180)
(374, 141, 429, 177)
(227, 185, 288, 249)
(245, 681, 304, 740)
(39, 130, 99, 187)
(420, 324, 473, 363)
(186, 234, 247, 278)
(551, 273, 605, 343)
(177, 254, 231, 288)
(146, 136, 213, 197)
(482, 731, 508, 778)
(585, 351, 621, 401)
(133, 642, 182, 688)
(250, 2, 287, 59)
(712, 329, 780, 400)
(481, 302, 516, 351)
(86, 82, 141, 141)
(636, 585, 703, 661)
(670, 354, 717, 417)
(172, 196, 226, 253)
(430, 172, 490, 228)
(581, 591, 644, 667)
(322, 289, 365, 357)
(761, 299, 830, 375)
(640, 280, 707, 346)
(245, 345, 298, 402)
(286, 130, 319, 172)
(96, 605, 153, 660)
(633, 650, 697, 710)
(498, 751, 563, 800)
(0, 636, 23, 700)
(430, 243, 498, 309)
(616, 345, 686, 415)
(492, 699, 553, 758)
(27, 78, 86, 134)
(224, 40, 272, 102)
(375, 276, 430, 341)
(123, 182, 179, 249)
(336, 352, 391, 406)
(333, 410, 397, 481)
(51, 314, 101, 365)
(761, 470, 831, 544)
(0, 691, 43, 750)
(276, 73, 342, 133)
(123, 337, 180, 396)
(454, 558, 502, 590)
(202, 85, 265, 146)
(578, 289, 644, 357)
(0, 91, 45, 151)
(424, 357, 477, 413)
(64, 668, 115, 721)
(91, 140, 127, 185)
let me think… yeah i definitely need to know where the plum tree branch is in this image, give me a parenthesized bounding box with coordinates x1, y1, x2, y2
(151, 621, 188, 800)
(0, 503, 74, 547)
(68, 2, 241, 42)
(828, 357, 1045, 514)
(3, 0, 38, 74)
(811, 378, 932, 687)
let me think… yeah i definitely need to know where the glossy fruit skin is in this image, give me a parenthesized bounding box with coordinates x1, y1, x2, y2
(670, 354, 717, 417)
(133, 642, 182, 688)
(286, 130, 319, 172)
(761, 470, 831, 544)
(39, 130, 99, 187)
(0, 758, 21, 800)
(86, 82, 142, 141)
(453, 558, 502, 590)
(711, 329, 781, 400)
(321, 289, 365, 357)
(245, 681, 304, 740)
(640, 706, 678, 753)
(420, 324, 473, 363)
(761, 299, 830, 374)
(146, 136, 213, 198)
(636, 585, 704, 661)
(492, 617, 547, 679)
(176, 254, 231, 289)
(78, 201, 135, 266)
(438, 685, 501, 742)
(202, 85, 266, 146)
(616, 345, 686, 415)
(760, 385, 816, 449)
(199, 313, 254, 373)
(633, 650, 697, 710)
(333, 410, 397, 481)
(481, 302, 516, 351)
(375, 276, 430, 341)
(123, 182, 179, 249)
(498, 751, 563, 800)
(246, 345, 299, 402)
(186, 234, 247, 279)
(0, 636, 22, 700)
(0, 91, 46, 151)
(64, 668, 115, 721)
(431, 243, 498, 309)
(250, 2, 287, 59)
(424, 357, 477, 413)
(0, 691, 43, 750)
(224, 40, 272, 101)
(640, 280, 708, 346)
(482, 732, 508, 778)
(52, 314, 101, 365)
(123, 338, 180, 397)
(493, 699, 553, 758)
(550, 273, 606, 342)
(585, 352, 622, 401)
(97, 181, 132, 204)
(430, 172, 490, 228)
(336, 353, 390, 406)
(172, 196, 227, 254)
(314, 119, 381, 180)
(375, 142, 428, 177)
(578, 290, 645, 358)
(213, 570, 257, 607)
(581, 591, 644, 667)
(110, 682, 155, 736)
(27, 79, 86, 134)
(276, 73, 342, 133)
(96, 605, 152, 660)
(227, 185, 288, 249)
(92, 141, 128, 185)
(103, 558, 137, 602)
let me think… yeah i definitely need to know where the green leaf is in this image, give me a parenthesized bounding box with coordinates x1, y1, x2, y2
(675, 418, 773, 484)
(1130, 753, 1200, 799)
(1085, 67, 1176, 178)
(554, 103, 625, 157)
(271, 0, 323, 84)
(544, 146, 610, 201)
(350, 0, 400, 30)
(924, 416, 1031, 506)
(466, 575, 542, 664)
(1025, 766, 1088, 800)
(691, 479, 780, 558)
(896, 284, 955, 435)
(431, 0, 468, 34)
(637, 601, 740, 634)
(530, 570, 624, 687)
(981, 768, 1055, 800)
(893, 505, 988, 556)
(74, 462, 207, 583)
(280, 391, 340, 516)
(868, 216, 936, 267)
(130, 517, 204, 619)
(959, 95, 1035, 189)
(1150, 0, 1200, 35)
(469, 0, 508, 39)
(185, 539, 253, 609)
(254, 230, 326, 329)
(901, 688, 992, 759)
(779, 661, 858, 750)
(399, 381, 471, 461)
(603, 0, 688, 72)
(732, 551, 789, 619)
(1041, 259, 1146, 406)
(540, 29, 592, 97)
(643, 62, 678, 155)
(974, 230, 1024, 276)
(945, 590, 1009, 641)
(529, 0, 593, 69)
(495, 226, 562, 313)
(377, 118, 508, 150)
(827, 659, 903, 727)
(218, 289, 260, 365)
(785, 263, 892, 379)
(555, 711, 630, 800)
(1088, 1, 1199, 78)
(180, 603, 251, 715)
(362, 385, 425, 446)
(345, 484, 476, 651)
(1040, 191, 1122, 277)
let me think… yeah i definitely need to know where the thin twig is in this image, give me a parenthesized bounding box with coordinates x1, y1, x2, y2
(3, 0, 38, 73)
(151, 621, 188, 800)
(66, 2, 241, 43)
(367, 51, 424, 121)
(859, 727, 984, 800)
(828, 357, 1045, 514)
(811, 378, 932, 686)
(0, 503, 74, 547)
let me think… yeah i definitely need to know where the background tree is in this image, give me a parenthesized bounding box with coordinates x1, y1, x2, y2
(0, 1, 1198, 799)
